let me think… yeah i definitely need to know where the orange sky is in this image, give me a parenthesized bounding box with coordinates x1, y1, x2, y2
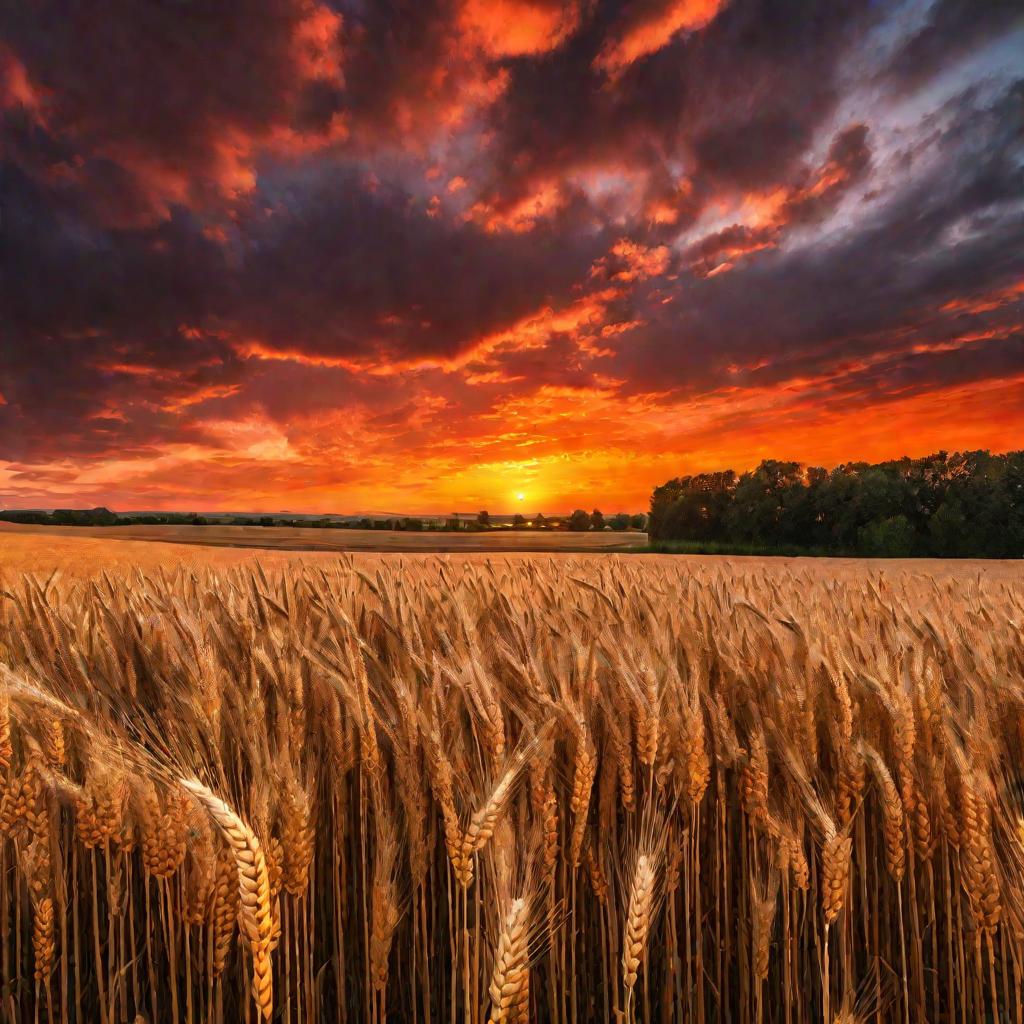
(1, 1, 1022, 513)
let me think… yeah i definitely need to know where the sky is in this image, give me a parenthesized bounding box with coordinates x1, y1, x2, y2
(1, 1, 1022, 514)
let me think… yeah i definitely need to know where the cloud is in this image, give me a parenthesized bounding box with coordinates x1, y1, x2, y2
(683, 123, 872, 276)
(235, 170, 608, 364)
(460, 0, 582, 58)
(1, 1, 1020, 511)
(611, 79, 1024, 399)
(881, 0, 1023, 95)
(1, 1, 347, 227)
(593, 0, 726, 77)
(472, 0, 877, 233)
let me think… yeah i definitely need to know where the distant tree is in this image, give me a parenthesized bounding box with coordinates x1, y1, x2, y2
(512, 513, 527, 528)
(1002, 452, 1024, 556)
(929, 500, 968, 557)
(631, 513, 647, 530)
(590, 509, 605, 531)
(259, 516, 275, 527)
(610, 512, 631, 531)
(858, 515, 916, 557)
(405, 517, 423, 531)
(726, 461, 802, 544)
(649, 471, 736, 541)
(646, 449, 1024, 557)
(54, 507, 120, 526)
(535, 513, 547, 529)
(568, 509, 591, 532)
(0, 511, 49, 525)
(477, 510, 491, 527)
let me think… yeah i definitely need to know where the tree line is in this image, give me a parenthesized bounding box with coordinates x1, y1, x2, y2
(0, 507, 649, 532)
(648, 450, 1024, 557)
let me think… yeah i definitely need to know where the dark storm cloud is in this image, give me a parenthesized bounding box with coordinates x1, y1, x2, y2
(329, 0, 464, 137)
(236, 171, 608, 362)
(0, 164, 226, 337)
(1, 0, 346, 225)
(476, 0, 876, 214)
(683, 123, 874, 274)
(611, 79, 1024, 395)
(0, 161, 242, 459)
(466, 333, 607, 390)
(0, 152, 608, 459)
(882, 0, 1024, 95)
(781, 124, 872, 226)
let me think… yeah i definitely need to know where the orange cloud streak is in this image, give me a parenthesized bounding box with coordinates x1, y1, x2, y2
(940, 278, 1024, 315)
(460, 0, 581, 58)
(594, 0, 725, 76)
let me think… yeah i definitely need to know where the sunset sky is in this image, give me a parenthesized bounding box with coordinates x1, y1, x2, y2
(1, 1, 1022, 513)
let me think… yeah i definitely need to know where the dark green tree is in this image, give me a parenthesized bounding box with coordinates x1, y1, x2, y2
(568, 509, 591, 532)
(929, 500, 968, 557)
(858, 515, 916, 557)
(649, 471, 736, 541)
(647, 449, 1022, 557)
(725, 461, 802, 544)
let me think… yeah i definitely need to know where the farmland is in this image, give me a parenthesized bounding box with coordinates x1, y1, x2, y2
(0, 531, 1022, 1022)
(0, 520, 646, 557)
(1, 521, 1017, 581)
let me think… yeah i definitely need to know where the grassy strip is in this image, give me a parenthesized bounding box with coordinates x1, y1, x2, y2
(642, 539, 849, 557)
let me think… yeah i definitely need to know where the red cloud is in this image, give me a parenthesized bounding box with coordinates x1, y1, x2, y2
(460, 0, 581, 58)
(3, 2, 347, 227)
(594, 0, 726, 76)
(940, 278, 1024, 316)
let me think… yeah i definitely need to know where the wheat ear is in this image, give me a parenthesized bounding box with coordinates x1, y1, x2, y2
(179, 777, 274, 1020)
(487, 896, 530, 1023)
(622, 853, 656, 993)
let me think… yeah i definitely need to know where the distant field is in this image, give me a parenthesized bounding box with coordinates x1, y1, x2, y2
(0, 523, 338, 576)
(0, 520, 644, 553)
(1, 519, 1020, 580)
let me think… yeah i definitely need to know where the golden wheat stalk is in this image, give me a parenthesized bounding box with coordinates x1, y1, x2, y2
(487, 896, 530, 1023)
(178, 777, 274, 1021)
(622, 852, 656, 995)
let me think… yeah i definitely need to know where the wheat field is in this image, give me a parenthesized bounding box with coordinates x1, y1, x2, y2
(0, 552, 1022, 1023)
